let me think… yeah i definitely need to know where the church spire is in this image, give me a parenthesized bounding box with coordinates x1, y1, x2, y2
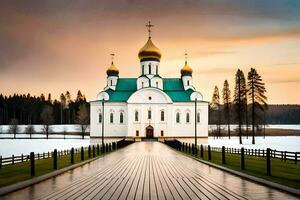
(138, 21, 161, 62)
(181, 51, 193, 76)
(106, 53, 119, 77)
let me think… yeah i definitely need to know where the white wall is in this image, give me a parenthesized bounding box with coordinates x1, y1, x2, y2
(90, 102, 127, 137)
(91, 88, 209, 138)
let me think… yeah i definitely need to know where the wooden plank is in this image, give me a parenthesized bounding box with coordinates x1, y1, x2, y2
(102, 156, 143, 200)
(150, 156, 165, 200)
(117, 157, 146, 200)
(134, 155, 147, 200)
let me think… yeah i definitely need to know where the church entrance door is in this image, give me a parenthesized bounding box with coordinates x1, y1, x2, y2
(146, 125, 154, 138)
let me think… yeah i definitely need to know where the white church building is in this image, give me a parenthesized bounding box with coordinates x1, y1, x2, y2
(90, 24, 208, 140)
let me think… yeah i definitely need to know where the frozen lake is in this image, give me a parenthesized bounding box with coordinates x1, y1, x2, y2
(0, 138, 123, 158)
(178, 136, 300, 152)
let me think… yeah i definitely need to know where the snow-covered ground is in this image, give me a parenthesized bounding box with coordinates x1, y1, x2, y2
(0, 124, 90, 134)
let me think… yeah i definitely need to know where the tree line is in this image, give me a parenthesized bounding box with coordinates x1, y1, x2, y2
(0, 90, 89, 125)
(210, 68, 267, 144)
(0, 91, 90, 138)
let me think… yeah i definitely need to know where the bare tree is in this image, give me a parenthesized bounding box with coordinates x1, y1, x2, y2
(75, 104, 90, 139)
(9, 118, 19, 139)
(41, 105, 54, 139)
(25, 125, 35, 139)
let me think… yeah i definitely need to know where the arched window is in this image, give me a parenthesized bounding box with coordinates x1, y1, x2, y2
(187, 80, 190, 86)
(110, 80, 113, 86)
(135, 111, 139, 121)
(176, 112, 180, 123)
(98, 113, 102, 123)
(186, 112, 190, 123)
(149, 64, 151, 74)
(156, 65, 158, 74)
(161, 110, 165, 121)
(142, 65, 144, 75)
(110, 113, 114, 123)
(120, 112, 124, 124)
(148, 110, 151, 119)
(197, 112, 201, 123)
(156, 82, 158, 88)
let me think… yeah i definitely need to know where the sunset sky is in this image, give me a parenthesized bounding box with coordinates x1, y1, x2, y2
(1, 0, 300, 104)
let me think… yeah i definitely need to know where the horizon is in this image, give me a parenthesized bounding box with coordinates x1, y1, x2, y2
(1, 1, 300, 104)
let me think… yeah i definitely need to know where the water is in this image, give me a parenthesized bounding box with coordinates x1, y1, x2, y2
(178, 136, 300, 152)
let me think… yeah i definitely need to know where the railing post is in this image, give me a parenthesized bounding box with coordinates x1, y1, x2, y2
(0, 156, 2, 169)
(30, 152, 35, 176)
(106, 143, 108, 153)
(284, 151, 286, 162)
(88, 145, 91, 158)
(222, 146, 226, 164)
(208, 145, 211, 161)
(21, 154, 24, 162)
(12, 154, 14, 165)
(97, 144, 100, 155)
(200, 145, 203, 158)
(192, 144, 194, 155)
(81, 146, 84, 161)
(71, 148, 74, 164)
(53, 149, 57, 170)
(241, 147, 245, 170)
(93, 145, 96, 157)
(267, 148, 271, 176)
(295, 152, 297, 164)
(195, 145, 198, 156)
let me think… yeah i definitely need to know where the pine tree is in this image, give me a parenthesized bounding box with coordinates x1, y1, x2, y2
(65, 91, 71, 124)
(47, 93, 52, 103)
(247, 68, 267, 144)
(233, 69, 247, 144)
(222, 80, 231, 139)
(76, 90, 84, 102)
(60, 93, 66, 124)
(210, 86, 221, 138)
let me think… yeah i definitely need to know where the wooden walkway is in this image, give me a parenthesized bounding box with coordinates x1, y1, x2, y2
(2, 142, 298, 200)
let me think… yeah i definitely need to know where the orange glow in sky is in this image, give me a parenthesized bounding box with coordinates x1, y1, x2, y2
(1, 1, 300, 104)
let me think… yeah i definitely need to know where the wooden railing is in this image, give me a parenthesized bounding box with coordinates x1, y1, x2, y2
(164, 139, 299, 176)
(0, 139, 134, 168)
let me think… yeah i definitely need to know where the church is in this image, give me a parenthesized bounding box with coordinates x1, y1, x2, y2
(90, 22, 209, 140)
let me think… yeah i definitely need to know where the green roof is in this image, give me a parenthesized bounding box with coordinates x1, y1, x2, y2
(98, 78, 198, 102)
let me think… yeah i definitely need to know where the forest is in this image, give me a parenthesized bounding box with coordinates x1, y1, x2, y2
(0, 91, 89, 125)
(0, 92, 299, 126)
(209, 104, 300, 125)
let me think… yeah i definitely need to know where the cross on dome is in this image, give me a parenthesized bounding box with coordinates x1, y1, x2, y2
(146, 21, 154, 38)
(110, 53, 115, 64)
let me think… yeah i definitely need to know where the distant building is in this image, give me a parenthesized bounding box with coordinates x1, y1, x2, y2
(90, 23, 208, 139)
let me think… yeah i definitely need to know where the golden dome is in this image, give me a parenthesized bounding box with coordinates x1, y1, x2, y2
(106, 62, 119, 76)
(180, 61, 193, 76)
(138, 37, 162, 61)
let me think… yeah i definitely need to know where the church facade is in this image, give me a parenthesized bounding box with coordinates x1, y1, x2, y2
(90, 27, 209, 139)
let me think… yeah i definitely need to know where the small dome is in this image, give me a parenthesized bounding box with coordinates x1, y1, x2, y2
(106, 62, 119, 76)
(138, 37, 162, 61)
(181, 61, 193, 76)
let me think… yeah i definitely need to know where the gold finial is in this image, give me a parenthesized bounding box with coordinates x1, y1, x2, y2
(110, 53, 115, 64)
(184, 50, 188, 64)
(146, 21, 154, 38)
